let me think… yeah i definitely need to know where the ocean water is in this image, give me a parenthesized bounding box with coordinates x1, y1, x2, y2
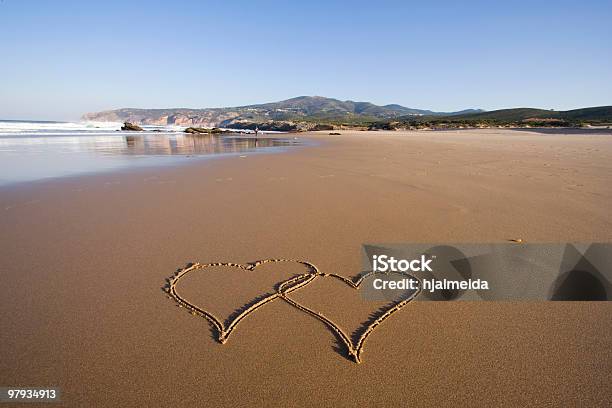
(0, 120, 299, 186)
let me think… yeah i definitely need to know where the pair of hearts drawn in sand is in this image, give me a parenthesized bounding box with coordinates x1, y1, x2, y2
(165, 259, 421, 363)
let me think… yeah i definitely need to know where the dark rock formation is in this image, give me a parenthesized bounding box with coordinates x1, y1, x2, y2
(184, 127, 224, 134)
(121, 122, 143, 131)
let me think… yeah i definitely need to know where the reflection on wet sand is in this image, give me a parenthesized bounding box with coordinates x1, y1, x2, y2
(0, 133, 300, 185)
(120, 134, 299, 156)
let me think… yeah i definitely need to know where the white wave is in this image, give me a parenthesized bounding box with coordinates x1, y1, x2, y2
(0, 120, 187, 135)
(0, 120, 287, 136)
(0, 120, 119, 133)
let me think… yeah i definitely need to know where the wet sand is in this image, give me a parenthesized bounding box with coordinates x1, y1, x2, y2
(1, 129, 611, 406)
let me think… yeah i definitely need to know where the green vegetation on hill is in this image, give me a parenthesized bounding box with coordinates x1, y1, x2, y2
(370, 106, 612, 130)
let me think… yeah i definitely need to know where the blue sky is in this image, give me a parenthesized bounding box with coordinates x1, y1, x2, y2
(1, 0, 611, 120)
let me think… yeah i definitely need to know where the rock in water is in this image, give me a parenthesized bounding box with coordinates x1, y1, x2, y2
(121, 122, 144, 131)
(184, 127, 209, 134)
(184, 127, 224, 134)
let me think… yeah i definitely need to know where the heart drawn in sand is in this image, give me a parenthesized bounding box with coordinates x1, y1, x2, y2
(166, 259, 318, 344)
(279, 271, 422, 363)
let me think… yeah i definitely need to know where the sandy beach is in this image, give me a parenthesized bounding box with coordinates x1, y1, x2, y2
(1, 129, 611, 406)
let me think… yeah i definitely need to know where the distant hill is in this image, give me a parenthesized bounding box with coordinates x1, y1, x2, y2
(375, 106, 612, 129)
(239, 96, 435, 118)
(82, 96, 483, 128)
(442, 108, 488, 116)
(424, 106, 612, 122)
